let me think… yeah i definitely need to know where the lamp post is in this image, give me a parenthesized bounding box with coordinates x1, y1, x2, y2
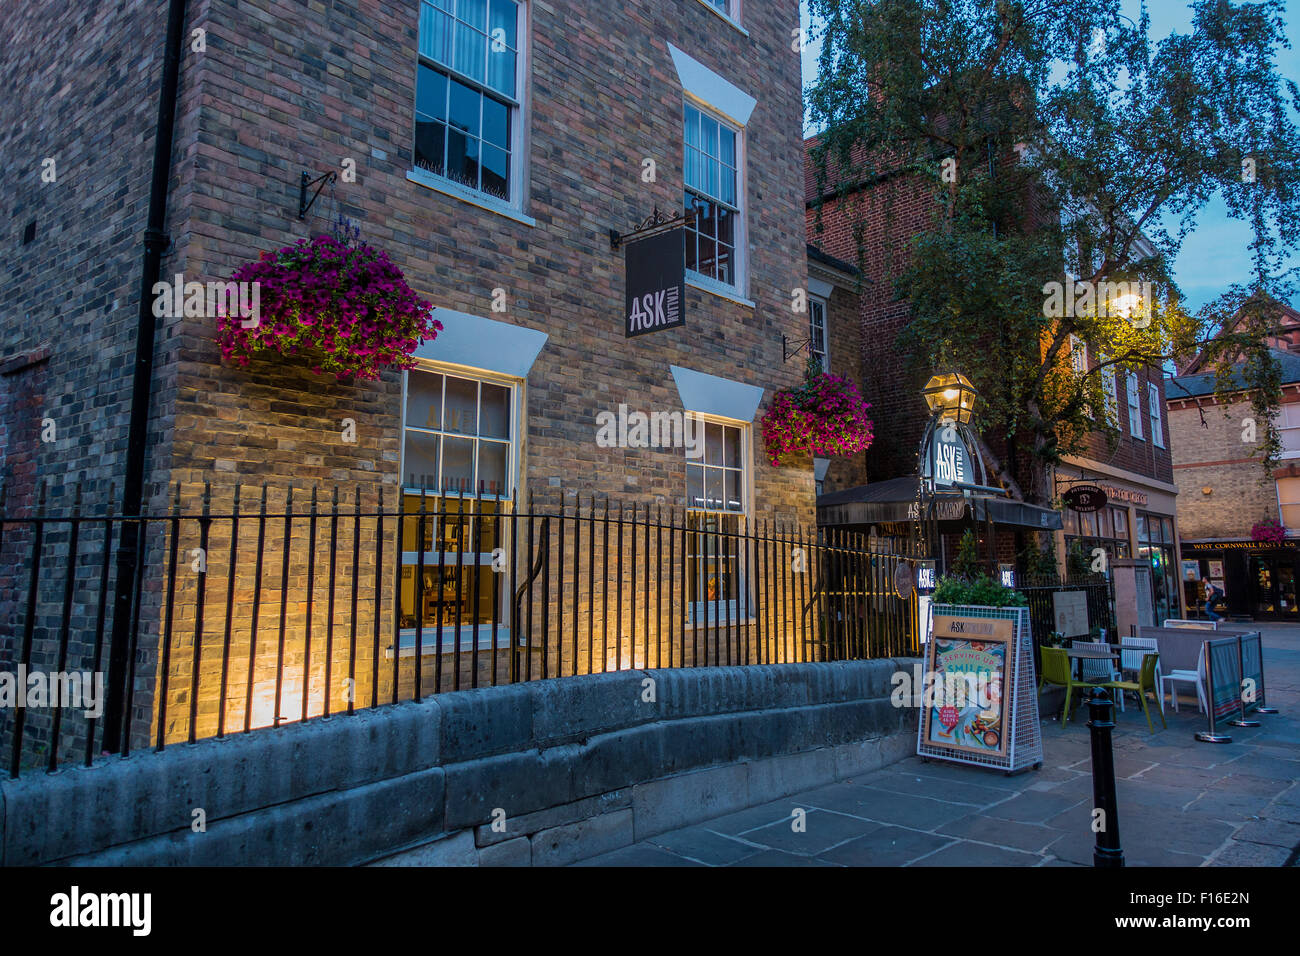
(921, 371, 978, 425)
(914, 372, 980, 558)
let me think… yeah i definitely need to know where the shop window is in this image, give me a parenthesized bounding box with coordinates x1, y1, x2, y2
(686, 417, 750, 625)
(398, 366, 517, 643)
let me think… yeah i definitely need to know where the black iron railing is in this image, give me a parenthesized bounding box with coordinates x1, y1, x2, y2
(0, 482, 922, 777)
(1021, 573, 1117, 666)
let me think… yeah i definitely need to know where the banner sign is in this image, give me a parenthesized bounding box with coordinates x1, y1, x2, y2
(1206, 637, 1242, 722)
(624, 228, 685, 337)
(1062, 484, 1107, 513)
(923, 428, 971, 488)
(920, 615, 1013, 758)
(1240, 634, 1264, 715)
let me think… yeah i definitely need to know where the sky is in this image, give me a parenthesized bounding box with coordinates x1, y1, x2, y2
(799, 0, 1300, 313)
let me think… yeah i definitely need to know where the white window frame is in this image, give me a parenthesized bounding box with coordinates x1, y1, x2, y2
(694, 0, 747, 34)
(1126, 371, 1144, 440)
(395, 360, 523, 654)
(409, 0, 530, 219)
(1097, 352, 1120, 429)
(1148, 381, 1165, 448)
(685, 413, 754, 628)
(1277, 477, 1300, 533)
(683, 100, 746, 295)
(1276, 404, 1300, 460)
(1068, 334, 1086, 374)
(808, 294, 829, 372)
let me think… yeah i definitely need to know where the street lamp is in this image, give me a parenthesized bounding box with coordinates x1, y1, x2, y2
(922, 372, 978, 425)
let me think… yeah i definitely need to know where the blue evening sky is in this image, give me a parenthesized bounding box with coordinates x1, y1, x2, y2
(799, 0, 1300, 312)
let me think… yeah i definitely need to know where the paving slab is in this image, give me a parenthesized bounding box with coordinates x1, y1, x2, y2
(569, 623, 1300, 866)
(908, 840, 1042, 866)
(647, 826, 765, 865)
(815, 826, 954, 866)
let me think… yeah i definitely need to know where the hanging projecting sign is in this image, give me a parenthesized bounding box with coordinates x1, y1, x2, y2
(1062, 484, 1107, 513)
(624, 228, 685, 337)
(924, 427, 971, 488)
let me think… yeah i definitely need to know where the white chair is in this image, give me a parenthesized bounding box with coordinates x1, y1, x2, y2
(1073, 640, 1125, 711)
(1161, 645, 1207, 714)
(1121, 636, 1163, 714)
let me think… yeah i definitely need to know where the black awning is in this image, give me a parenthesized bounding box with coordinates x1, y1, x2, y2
(817, 475, 1063, 531)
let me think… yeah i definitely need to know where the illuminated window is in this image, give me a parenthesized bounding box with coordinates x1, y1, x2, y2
(398, 366, 516, 641)
(1278, 478, 1300, 531)
(686, 418, 750, 624)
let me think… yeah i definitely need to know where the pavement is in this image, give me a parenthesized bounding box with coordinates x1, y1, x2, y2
(575, 624, 1300, 867)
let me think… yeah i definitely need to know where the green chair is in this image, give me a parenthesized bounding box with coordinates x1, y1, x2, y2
(1103, 653, 1166, 733)
(1038, 646, 1095, 727)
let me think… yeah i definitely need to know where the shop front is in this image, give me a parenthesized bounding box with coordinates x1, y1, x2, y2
(1180, 538, 1300, 620)
(1055, 462, 1185, 622)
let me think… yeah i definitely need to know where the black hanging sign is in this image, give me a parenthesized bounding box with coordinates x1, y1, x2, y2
(624, 227, 685, 337)
(1063, 484, 1107, 513)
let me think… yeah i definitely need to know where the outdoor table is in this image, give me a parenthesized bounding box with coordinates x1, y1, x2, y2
(1062, 646, 1121, 714)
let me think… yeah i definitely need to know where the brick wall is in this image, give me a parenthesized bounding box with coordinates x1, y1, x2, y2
(805, 141, 1177, 493)
(2, 0, 820, 758)
(1169, 395, 1281, 539)
(818, 282, 869, 493)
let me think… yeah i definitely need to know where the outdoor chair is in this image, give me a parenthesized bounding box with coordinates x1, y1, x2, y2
(1073, 640, 1124, 708)
(1160, 644, 1207, 715)
(1120, 636, 1163, 715)
(1103, 653, 1166, 733)
(1038, 646, 1096, 727)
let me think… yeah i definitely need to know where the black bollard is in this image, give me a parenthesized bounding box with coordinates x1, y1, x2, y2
(1087, 687, 1124, 867)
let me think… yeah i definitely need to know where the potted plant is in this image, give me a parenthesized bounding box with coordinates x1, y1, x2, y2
(216, 221, 440, 382)
(1250, 517, 1287, 545)
(760, 360, 874, 466)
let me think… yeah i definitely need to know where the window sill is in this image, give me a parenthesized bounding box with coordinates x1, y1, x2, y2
(693, 0, 750, 36)
(687, 274, 755, 308)
(406, 168, 536, 227)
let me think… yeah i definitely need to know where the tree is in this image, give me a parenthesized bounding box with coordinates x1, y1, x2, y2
(807, 0, 1300, 504)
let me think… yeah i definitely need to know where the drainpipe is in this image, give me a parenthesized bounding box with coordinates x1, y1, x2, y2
(102, 0, 190, 751)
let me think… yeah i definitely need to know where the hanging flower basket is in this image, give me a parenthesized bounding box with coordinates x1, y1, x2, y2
(760, 367, 874, 466)
(216, 231, 440, 382)
(1251, 517, 1287, 544)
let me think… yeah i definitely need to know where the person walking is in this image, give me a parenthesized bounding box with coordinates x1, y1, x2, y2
(1202, 576, 1223, 622)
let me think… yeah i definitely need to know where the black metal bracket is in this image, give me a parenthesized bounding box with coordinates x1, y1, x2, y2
(609, 205, 696, 251)
(299, 170, 338, 221)
(782, 334, 812, 362)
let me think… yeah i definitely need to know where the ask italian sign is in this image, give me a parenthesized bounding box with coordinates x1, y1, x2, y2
(624, 228, 685, 337)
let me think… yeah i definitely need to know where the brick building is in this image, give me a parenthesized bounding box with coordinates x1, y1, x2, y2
(805, 135, 1184, 619)
(1168, 318, 1300, 621)
(0, 0, 834, 759)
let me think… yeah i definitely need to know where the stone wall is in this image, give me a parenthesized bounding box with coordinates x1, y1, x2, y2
(0, 659, 917, 866)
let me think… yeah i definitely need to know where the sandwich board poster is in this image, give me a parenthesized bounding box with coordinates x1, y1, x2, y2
(920, 615, 1014, 758)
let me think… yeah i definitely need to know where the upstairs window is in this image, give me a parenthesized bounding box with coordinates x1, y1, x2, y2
(684, 102, 741, 289)
(1068, 334, 1086, 374)
(809, 295, 828, 371)
(1127, 371, 1144, 440)
(1148, 381, 1165, 448)
(416, 0, 522, 203)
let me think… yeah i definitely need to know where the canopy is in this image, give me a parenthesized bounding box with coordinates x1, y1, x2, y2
(817, 475, 1063, 531)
